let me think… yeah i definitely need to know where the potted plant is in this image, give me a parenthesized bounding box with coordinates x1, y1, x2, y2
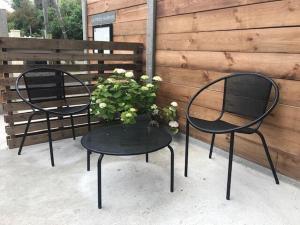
(90, 69, 179, 134)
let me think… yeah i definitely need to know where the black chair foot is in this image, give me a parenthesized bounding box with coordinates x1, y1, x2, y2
(209, 133, 215, 159)
(168, 145, 174, 192)
(184, 120, 189, 177)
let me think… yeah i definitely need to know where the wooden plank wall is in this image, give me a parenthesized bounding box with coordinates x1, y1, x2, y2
(0, 37, 144, 149)
(87, 0, 300, 180)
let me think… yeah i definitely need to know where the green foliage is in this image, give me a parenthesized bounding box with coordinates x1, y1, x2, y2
(12, 0, 22, 9)
(48, 0, 83, 39)
(8, 0, 43, 37)
(90, 70, 160, 125)
(150, 102, 179, 134)
(90, 69, 179, 133)
(8, 0, 82, 39)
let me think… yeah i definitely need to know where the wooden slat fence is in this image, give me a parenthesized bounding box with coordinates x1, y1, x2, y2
(0, 37, 144, 149)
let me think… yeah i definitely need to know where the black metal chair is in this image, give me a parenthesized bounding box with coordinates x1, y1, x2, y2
(16, 68, 91, 167)
(184, 73, 280, 200)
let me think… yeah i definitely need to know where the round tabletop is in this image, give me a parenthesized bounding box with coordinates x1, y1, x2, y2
(81, 120, 172, 156)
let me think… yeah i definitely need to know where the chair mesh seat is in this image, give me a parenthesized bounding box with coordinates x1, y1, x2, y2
(49, 105, 88, 115)
(189, 117, 255, 134)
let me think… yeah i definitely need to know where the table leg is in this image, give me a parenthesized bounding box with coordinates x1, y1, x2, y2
(87, 151, 91, 171)
(146, 153, 149, 163)
(167, 145, 174, 192)
(98, 154, 104, 209)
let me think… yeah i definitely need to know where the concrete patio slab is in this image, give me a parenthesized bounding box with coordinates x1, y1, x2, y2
(0, 116, 299, 225)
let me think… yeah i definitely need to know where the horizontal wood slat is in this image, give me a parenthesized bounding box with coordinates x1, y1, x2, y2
(7, 123, 101, 149)
(5, 114, 100, 136)
(0, 37, 144, 51)
(4, 85, 95, 102)
(0, 73, 101, 87)
(4, 96, 89, 112)
(0, 63, 142, 73)
(87, 0, 146, 15)
(0, 52, 141, 61)
(156, 0, 281, 18)
(156, 27, 300, 54)
(156, 51, 300, 80)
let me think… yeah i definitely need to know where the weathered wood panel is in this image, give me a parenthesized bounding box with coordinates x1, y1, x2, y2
(1, 37, 144, 149)
(0, 37, 143, 50)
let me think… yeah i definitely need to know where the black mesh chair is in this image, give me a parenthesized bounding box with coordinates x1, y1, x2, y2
(184, 73, 280, 200)
(16, 68, 91, 167)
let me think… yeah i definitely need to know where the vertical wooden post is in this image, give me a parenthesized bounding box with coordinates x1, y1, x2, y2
(134, 46, 144, 78)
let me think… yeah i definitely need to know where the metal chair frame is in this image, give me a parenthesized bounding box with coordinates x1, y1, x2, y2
(184, 73, 280, 200)
(16, 68, 91, 167)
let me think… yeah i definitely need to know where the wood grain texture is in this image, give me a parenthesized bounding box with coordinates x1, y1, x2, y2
(0, 37, 143, 50)
(157, 0, 300, 33)
(0, 63, 142, 73)
(156, 50, 300, 80)
(156, 27, 300, 53)
(156, 0, 281, 18)
(87, 0, 146, 15)
(156, 67, 300, 107)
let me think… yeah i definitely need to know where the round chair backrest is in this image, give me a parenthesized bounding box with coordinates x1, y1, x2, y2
(18, 68, 66, 104)
(222, 73, 279, 119)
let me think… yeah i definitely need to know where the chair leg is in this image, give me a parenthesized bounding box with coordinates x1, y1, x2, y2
(209, 133, 215, 159)
(184, 119, 189, 177)
(70, 115, 76, 140)
(168, 145, 174, 192)
(46, 114, 55, 167)
(87, 150, 91, 171)
(256, 131, 279, 184)
(18, 113, 35, 155)
(226, 132, 235, 200)
(98, 154, 104, 209)
(87, 106, 91, 131)
(146, 153, 149, 163)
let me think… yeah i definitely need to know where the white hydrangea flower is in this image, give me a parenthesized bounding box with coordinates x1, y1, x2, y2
(141, 75, 149, 80)
(125, 71, 134, 78)
(107, 78, 115, 83)
(151, 104, 158, 110)
(113, 68, 126, 74)
(96, 99, 101, 103)
(146, 83, 154, 88)
(91, 96, 96, 100)
(126, 112, 132, 117)
(169, 121, 179, 128)
(99, 103, 107, 108)
(152, 109, 159, 115)
(151, 93, 156, 97)
(141, 86, 149, 91)
(153, 76, 162, 82)
(97, 84, 104, 89)
(171, 101, 178, 107)
(129, 108, 137, 112)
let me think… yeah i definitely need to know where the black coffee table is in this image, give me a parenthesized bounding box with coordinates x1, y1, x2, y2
(81, 120, 174, 209)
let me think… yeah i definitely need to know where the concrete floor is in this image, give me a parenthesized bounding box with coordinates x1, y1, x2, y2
(0, 116, 300, 225)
